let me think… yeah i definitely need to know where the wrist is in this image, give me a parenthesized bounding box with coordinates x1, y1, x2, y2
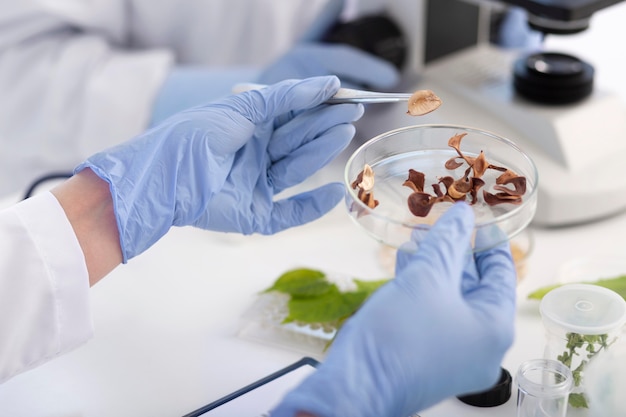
(52, 168, 122, 286)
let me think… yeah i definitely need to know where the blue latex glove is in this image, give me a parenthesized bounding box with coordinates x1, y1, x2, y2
(257, 43, 400, 90)
(76, 76, 364, 263)
(297, 0, 346, 42)
(498, 7, 543, 49)
(271, 203, 517, 417)
(258, 0, 398, 90)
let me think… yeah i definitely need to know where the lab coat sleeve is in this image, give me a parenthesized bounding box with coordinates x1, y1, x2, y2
(0, 192, 92, 384)
(0, 1, 174, 195)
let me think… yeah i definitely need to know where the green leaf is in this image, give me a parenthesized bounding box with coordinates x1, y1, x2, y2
(527, 284, 563, 300)
(569, 393, 589, 408)
(283, 286, 370, 324)
(354, 278, 391, 294)
(263, 268, 331, 297)
(528, 274, 626, 301)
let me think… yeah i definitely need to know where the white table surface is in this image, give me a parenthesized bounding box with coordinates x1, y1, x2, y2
(1, 4, 626, 416)
(2, 148, 626, 417)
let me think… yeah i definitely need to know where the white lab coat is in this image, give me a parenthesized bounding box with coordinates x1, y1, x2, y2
(0, 192, 92, 384)
(0, 0, 332, 197)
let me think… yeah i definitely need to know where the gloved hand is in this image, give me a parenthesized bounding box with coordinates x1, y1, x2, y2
(258, 0, 398, 90)
(271, 202, 517, 417)
(497, 6, 543, 49)
(76, 76, 364, 263)
(257, 43, 400, 90)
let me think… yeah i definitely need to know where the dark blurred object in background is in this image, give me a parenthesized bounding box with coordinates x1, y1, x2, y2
(322, 14, 408, 70)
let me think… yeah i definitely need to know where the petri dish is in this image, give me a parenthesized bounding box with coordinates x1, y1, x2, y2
(344, 124, 538, 252)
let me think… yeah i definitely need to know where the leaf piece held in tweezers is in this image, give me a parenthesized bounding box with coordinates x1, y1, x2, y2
(406, 89, 442, 116)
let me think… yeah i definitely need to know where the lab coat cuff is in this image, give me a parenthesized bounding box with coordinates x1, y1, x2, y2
(18, 192, 94, 351)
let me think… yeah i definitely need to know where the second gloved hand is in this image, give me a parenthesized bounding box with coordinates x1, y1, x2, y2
(257, 43, 400, 90)
(75, 76, 364, 262)
(257, 0, 398, 90)
(271, 203, 517, 417)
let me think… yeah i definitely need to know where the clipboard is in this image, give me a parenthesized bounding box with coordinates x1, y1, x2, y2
(181, 357, 319, 417)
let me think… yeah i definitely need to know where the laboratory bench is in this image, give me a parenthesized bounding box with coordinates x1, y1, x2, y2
(2, 4, 626, 415)
(1, 142, 626, 417)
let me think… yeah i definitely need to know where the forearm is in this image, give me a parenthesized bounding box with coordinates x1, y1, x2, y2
(51, 169, 122, 286)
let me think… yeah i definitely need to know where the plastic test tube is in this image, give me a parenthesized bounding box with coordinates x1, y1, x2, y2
(516, 359, 573, 417)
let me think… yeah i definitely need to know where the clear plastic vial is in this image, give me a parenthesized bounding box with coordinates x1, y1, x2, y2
(539, 284, 626, 412)
(516, 359, 573, 417)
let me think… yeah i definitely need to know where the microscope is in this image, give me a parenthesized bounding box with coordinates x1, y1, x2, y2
(372, 0, 626, 226)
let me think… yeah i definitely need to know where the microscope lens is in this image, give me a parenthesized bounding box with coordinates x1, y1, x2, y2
(513, 52, 594, 104)
(527, 53, 584, 76)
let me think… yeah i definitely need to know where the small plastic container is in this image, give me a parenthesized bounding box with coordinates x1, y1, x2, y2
(344, 124, 538, 253)
(516, 359, 573, 417)
(585, 341, 626, 416)
(540, 284, 626, 410)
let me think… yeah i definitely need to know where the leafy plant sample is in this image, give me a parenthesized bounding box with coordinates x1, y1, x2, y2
(557, 332, 613, 408)
(262, 268, 390, 333)
(529, 275, 626, 408)
(528, 275, 626, 301)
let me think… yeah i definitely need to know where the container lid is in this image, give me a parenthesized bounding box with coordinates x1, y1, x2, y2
(540, 284, 626, 335)
(457, 367, 512, 407)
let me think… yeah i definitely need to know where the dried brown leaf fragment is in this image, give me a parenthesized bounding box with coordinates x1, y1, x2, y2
(483, 191, 523, 205)
(351, 164, 379, 211)
(448, 133, 467, 156)
(472, 151, 488, 178)
(351, 164, 375, 192)
(407, 192, 435, 217)
(405, 132, 528, 216)
(469, 177, 485, 205)
(358, 188, 379, 209)
(444, 157, 464, 170)
(402, 169, 425, 193)
(493, 169, 526, 196)
(407, 90, 442, 116)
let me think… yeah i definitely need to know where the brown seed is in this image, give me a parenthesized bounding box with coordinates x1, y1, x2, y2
(406, 90, 442, 116)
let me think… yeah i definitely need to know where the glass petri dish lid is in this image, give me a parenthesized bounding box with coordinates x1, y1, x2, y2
(344, 124, 539, 253)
